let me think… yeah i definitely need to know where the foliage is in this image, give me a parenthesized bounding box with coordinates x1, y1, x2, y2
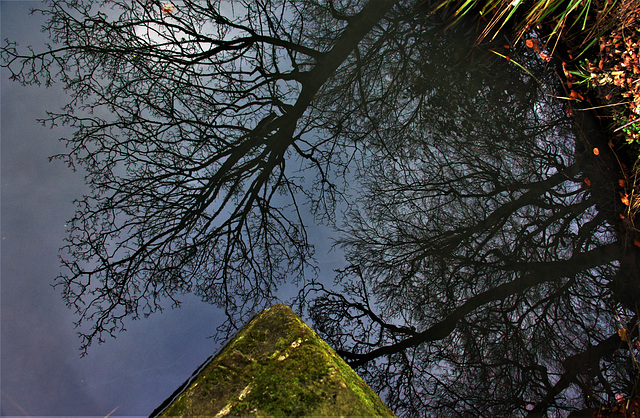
(613, 110, 640, 144)
(429, 0, 618, 50)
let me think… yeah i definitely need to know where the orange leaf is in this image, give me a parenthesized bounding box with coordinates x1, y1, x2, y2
(619, 328, 628, 341)
(570, 90, 584, 100)
(593, 147, 600, 155)
(619, 179, 626, 187)
(584, 178, 592, 186)
(634, 239, 640, 248)
(621, 194, 630, 205)
(609, 140, 615, 148)
(620, 213, 626, 220)
(526, 39, 534, 48)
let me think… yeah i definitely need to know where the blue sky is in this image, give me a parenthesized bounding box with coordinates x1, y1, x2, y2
(1, 2, 345, 414)
(1, 2, 231, 415)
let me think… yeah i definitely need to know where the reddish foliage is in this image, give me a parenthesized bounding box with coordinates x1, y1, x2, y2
(591, 395, 640, 417)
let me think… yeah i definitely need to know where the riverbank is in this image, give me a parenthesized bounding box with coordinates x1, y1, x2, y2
(558, 0, 640, 227)
(525, 2, 640, 414)
(432, 1, 640, 414)
(430, 0, 640, 228)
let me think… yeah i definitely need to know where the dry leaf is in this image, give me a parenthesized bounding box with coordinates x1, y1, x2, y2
(619, 328, 628, 341)
(621, 193, 630, 205)
(570, 90, 584, 100)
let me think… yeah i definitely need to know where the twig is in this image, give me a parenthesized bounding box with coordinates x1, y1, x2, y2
(571, 101, 631, 111)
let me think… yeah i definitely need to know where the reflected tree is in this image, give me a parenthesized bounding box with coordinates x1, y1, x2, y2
(4, 0, 639, 415)
(1, 0, 397, 351)
(305, 20, 640, 416)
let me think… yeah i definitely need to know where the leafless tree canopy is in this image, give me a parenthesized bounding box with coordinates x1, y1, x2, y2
(304, 19, 639, 416)
(3, 0, 639, 415)
(2, 0, 397, 351)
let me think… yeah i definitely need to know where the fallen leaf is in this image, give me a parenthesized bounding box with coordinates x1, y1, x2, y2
(621, 193, 630, 205)
(634, 239, 640, 248)
(593, 147, 600, 155)
(619, 329, 628, 341)
(526, 39, 534, 48)
(584, 178, 591, 186)
(619, 179, 626, 187)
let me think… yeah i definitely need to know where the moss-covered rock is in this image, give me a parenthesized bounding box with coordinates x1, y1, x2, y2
(152, 304, 395, 417)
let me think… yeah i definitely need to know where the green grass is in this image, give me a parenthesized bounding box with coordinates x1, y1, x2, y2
(428, 0, 618, 52)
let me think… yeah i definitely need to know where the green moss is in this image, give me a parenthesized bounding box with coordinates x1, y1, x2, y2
(157, 304, 395, 417)
(234, 343, 330, 415)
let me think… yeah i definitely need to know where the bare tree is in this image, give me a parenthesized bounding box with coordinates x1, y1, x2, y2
(5, 0, 639, 415)
(303, 21, 639, 415)
(1, 0, 397, 353)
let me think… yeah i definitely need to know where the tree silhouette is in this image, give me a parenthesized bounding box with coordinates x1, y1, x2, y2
(4, 0, 639, 415)
(1, 0, 396, 352)
(303, 20, 640, 415)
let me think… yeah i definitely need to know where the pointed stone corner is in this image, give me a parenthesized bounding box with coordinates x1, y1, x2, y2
(151, 303, 396, 417)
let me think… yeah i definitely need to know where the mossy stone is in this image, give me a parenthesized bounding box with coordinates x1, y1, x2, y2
(154, 304, 395, 417)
